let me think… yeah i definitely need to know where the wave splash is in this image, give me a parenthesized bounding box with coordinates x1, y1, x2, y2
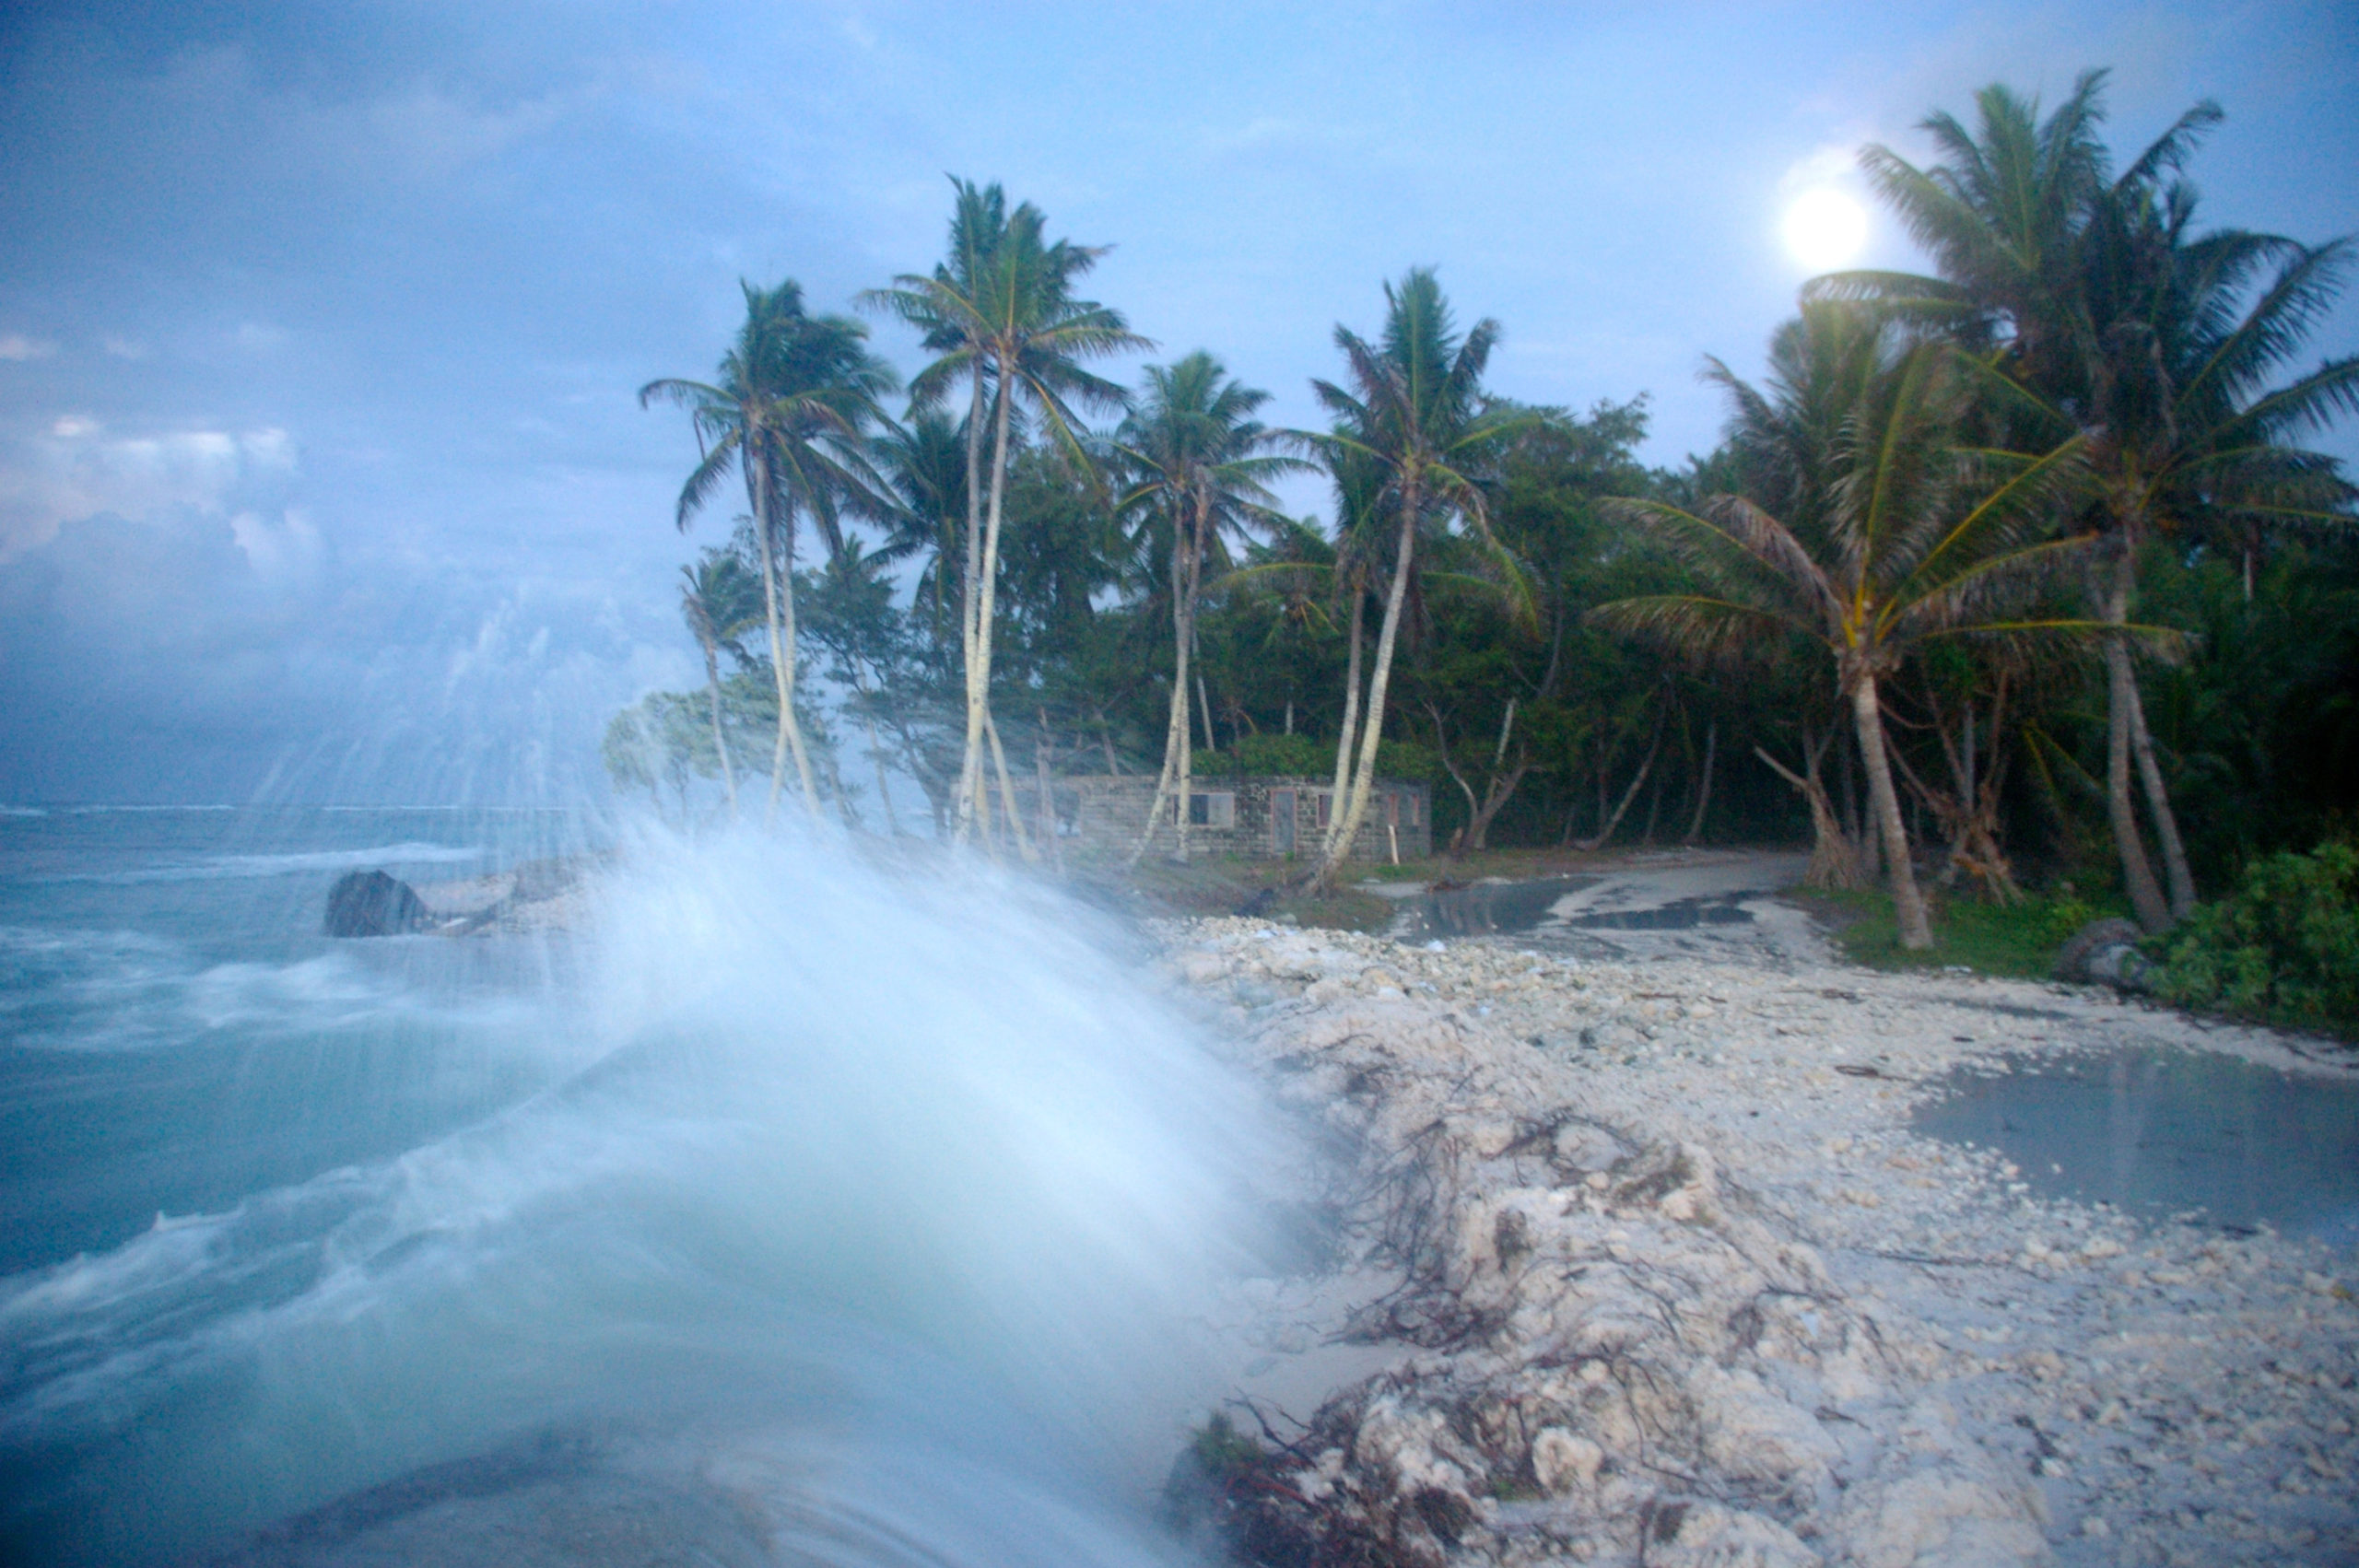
(0, 829, 1273, 1565)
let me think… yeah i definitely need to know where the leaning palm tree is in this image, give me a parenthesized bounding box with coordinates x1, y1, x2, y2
(1813, 71, 2354, 930)
(1294, 269, 1526, 891)
(642, 280, 895, 819)
(679, 546, 764, 818)
(1599, 304, 2097, 949)
(863, 181, 1150, 851)
(1116, 352, 1308, 863)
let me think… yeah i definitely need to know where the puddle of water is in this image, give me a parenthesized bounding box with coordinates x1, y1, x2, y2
(1914, 1047, 2359, 1246)
(1561, 899, 1754, 932)
(1402, 877, 1595, 938)
(1398, 879, 1764, 942)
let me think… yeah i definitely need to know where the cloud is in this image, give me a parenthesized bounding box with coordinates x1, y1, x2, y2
(0, 334, 57, 361)
(101, 335, 149, 359)
(0, 419, 304, 559)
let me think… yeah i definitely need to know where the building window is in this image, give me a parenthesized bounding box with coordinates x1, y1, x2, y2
(1186, 790, 1236, 829)
(1314, 791, 1332, 828)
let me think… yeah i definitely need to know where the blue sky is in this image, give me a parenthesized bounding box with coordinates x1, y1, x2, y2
(1, 0, 2353, 802)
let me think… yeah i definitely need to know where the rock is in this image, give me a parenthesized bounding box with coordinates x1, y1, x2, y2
(1688, 1364, 1841, 1488)
(1177, 951, 1226, 986)
(1646, 1502, 1824, 1568)
(324, 870, 432, 937)
(2052, 917, 2143, 984)
(1531, 1427, 1603, 1492)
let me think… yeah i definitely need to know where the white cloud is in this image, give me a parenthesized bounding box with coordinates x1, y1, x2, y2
(0, 419, 305, 560)
(101, 334, 149, 359)
(0, 334, 56, 361)
(233, 322, 288, 352)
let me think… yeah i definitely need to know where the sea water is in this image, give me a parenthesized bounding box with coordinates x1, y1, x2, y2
(0, 808, 1272, 1565)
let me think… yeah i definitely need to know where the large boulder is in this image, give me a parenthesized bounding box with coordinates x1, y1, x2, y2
(2052, 917, 2154, 989)
(324, 870, 433, 938)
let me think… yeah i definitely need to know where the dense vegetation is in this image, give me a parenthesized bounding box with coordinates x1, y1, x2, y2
(610, 69, 2355, 967)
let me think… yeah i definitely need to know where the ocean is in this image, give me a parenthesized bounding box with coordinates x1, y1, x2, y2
(0, 807, 1261, 1566)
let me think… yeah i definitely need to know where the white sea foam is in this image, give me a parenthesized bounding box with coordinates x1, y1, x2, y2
(0, 826, 1275, 1566)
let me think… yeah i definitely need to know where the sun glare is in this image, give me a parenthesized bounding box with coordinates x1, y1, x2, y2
(1782, 189, 1869, 272)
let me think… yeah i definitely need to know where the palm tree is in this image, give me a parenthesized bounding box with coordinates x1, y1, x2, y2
(873, 406, 971, 645)
(1295, 269, 1525, 891)
(1115, 352, 1307, 863)
(1816, 71, 2356, 930)
(679, 546, 763, 818)
(863, 180, 1151, 851)
(1600, 304, 2097, 949)
(642, 280, 896, 818)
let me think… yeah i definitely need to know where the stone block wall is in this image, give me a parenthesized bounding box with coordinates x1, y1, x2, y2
(1016, 774, 1431, 862)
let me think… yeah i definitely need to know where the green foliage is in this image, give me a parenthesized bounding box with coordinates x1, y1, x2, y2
(1199, 732, 1332, 777)
(1186, 1411, 1265, 1478)
(1190, 734, 1442, 787)
(1800, 887, 2115, 978)
(2151, 843, 2359, 1035)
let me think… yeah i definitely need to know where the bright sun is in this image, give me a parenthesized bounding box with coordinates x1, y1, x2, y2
(1783, 189, 1869, 271)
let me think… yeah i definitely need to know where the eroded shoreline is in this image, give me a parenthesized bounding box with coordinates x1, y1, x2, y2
(1158, 911, 2359, 1567)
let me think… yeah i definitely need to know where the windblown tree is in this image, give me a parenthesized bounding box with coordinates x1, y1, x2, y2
(1297, 269, 1527, 891)
(1817, 70, 2359, 930)
(1600, 303, 2097, 949)
(863, 180, 1150, 852)
(1116, 352, 1306, 862)
(679, 546, 764, 817)
(642, 280, 895, 818)
(873, 406, 971, 644)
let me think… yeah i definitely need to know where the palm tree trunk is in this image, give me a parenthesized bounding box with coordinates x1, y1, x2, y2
(983, 708, 1034, 860)
(2129, 685, 2196, 921)
(1852, 671, 1932, 949)
(1128, 524, 1194, 866)
(1317, 492, 1417, 891)
(702, 640, 737, 819)
(771, 512, 824, 817)
(953, 367, 989, 842)
(1323, 587, 1366, 855)
(1179, 517, 1208, 863)
(1684, 719, 1717, 844)
(746, 454, 791, 821)
(2099, 554, 2172, 932)
(960, 374, 1025, 855)
(1575, 708, 1661, 852)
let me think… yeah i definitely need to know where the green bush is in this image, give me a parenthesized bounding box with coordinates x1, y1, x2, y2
(2152, 842, 2359, 1036)
(1193, 733, 1446, 786)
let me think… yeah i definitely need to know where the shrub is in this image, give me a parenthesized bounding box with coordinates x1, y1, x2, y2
(2151, 842, 2359, 1036)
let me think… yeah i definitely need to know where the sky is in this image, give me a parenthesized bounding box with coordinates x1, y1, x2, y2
(1, 0, 2353, 803)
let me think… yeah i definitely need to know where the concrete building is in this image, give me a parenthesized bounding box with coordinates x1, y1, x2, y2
(1024, 774, 1432, 862)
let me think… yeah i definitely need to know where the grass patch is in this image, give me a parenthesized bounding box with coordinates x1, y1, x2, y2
(1790, 887, 2111, 978)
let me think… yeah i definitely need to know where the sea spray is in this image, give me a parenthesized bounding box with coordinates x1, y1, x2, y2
(0, 825, 1278, 1565)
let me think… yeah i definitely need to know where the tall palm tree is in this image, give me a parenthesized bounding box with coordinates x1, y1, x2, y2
(1600, 304, 2097, 948)
(1295, 269, 1525, 891)
(1816, 71, 2356, 930)
(642, 280, 896, 818)
(863, 180, 1150, 851)
(679, 546, 763, 818)
(1115, 352, 1307, 863)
